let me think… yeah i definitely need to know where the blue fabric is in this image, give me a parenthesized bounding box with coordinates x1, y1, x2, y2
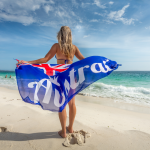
(15, 56, 120, 112)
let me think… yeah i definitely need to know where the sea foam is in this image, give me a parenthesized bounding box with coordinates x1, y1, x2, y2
(0, 76, 17, 89)
(80, 82, 150, 106)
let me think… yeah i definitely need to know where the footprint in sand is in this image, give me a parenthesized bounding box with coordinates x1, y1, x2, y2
(0, 127, 7, 132)
(18, 119, 25, 121)
(63, 130, 91, 147)
(6, 99, 14, 102)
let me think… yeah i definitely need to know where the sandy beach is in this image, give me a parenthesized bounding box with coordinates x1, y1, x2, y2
(0, 86, 150, 150)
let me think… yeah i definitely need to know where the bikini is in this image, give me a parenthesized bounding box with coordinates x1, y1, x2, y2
(55, 55, 73, 64)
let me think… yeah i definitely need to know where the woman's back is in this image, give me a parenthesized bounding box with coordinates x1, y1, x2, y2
(55, 43, 84, 64)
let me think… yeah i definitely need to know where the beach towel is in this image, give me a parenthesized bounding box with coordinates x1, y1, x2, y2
(15, 56, 120, 112)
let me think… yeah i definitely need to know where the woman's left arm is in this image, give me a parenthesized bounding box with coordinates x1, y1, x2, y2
(17, 44, 57, 64)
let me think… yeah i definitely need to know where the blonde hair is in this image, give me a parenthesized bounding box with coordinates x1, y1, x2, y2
(57, 26, 73, 59)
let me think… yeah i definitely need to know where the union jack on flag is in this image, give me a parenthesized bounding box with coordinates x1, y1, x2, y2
(17, 63, 70, 76)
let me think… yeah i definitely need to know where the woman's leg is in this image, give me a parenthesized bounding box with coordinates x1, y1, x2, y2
(67, 96, 76, 133)
(58, 107, 67, 138)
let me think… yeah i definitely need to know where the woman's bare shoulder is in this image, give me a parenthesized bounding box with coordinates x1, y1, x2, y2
(73, 44, 78, 51)
(73, 44, 77, 48)
(50, 43, 59, 51)
(73, 44, 80, 52)
(52, 43, 59, 47)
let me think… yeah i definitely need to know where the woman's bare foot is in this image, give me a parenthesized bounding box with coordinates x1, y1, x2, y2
(58, 130, 67, 138)
(66, 126, 74, 133)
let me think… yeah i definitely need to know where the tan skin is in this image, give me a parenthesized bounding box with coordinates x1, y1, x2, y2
(17, 43, 84, 138)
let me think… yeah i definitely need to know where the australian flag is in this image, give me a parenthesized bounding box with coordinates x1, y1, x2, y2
(15, 56, 120, 112)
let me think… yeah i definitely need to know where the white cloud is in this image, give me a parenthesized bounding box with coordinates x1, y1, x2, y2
(71, 11, 76, 17)
(0, 0, 54, 25)
(90, 19, 99, 22)
(43, 6, 81, 27)
(81, 2, 90, 8)
(108, 4, 129, 19)
(122, 18, 134, 25)
(109, 1, 114, 5)
(72, 25, 84, 38)
(108, 4, 134, 25)
(44, 5, 53, 14)
(54, 6, 79, 21)
(103, 19, 115, 24)
(49, 0, 54, 4)
(0, 0, 53, 15)
(0, 36, 10, 42)
(79, 19, 82, 23)
(72, 0, 78, 7)
(93, 0, 106, 9)
(145, 26, 150, 30)
(32, 5, 41, 11)
(40, 21, 56, 27)
(83, 35, 90, 38)
(0, 13, 35, 26)
(75, 25, 82, 30)
(55, 7, 71, 18)
(94, 12, 104, 16)
(0, 0, 83, 27)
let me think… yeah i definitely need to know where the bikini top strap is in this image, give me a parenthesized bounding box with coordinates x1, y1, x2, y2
(55, 55, 73, 64)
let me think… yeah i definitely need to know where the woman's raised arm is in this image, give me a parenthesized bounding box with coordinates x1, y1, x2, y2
(75, 45, 85, 60)
(17, 44, 57, 64)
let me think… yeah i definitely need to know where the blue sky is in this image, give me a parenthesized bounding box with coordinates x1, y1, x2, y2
(0, 0, 150, 71)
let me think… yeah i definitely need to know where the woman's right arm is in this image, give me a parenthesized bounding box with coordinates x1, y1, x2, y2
(75, 46, 85, 60)
(17, 43, 57, 64)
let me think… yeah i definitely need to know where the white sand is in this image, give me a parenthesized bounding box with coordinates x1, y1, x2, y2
(0, 87, 150, 150)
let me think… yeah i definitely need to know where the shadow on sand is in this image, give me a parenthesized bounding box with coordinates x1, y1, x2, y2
(0, 131, 61, 141)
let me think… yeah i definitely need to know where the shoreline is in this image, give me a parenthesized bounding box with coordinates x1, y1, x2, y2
(1, 85, 150, 112)
(77, 93, 150, 114)
(0, 87, 150, 149)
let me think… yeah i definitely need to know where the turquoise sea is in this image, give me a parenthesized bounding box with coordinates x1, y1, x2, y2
(0, 71, 150, 106)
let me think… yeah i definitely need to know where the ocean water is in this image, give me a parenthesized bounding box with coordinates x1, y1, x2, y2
(0, 71, 150, 106)
(0, 71, 17, 89)
(81, 71, 150, 106)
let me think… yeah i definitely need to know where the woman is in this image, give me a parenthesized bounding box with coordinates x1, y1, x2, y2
(17, 26, 85, 138)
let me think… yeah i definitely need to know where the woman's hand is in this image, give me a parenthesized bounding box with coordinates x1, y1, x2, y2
(17, 60, 29, 65)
